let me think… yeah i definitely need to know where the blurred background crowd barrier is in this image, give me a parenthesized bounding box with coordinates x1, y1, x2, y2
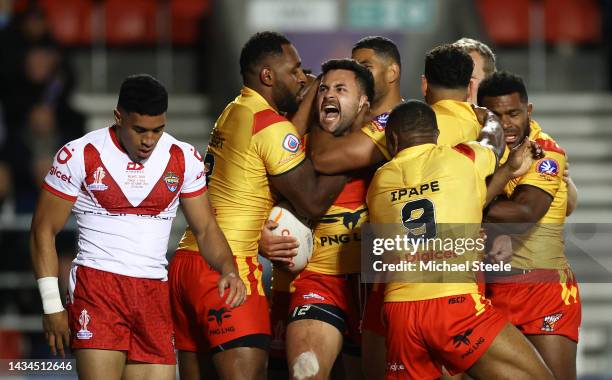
(0, 1, 611, 378)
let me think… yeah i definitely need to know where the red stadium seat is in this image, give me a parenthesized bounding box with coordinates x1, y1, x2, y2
(39, 0, 93, 46)
(104, 0, 158, 46)
(544, 0, 601, 44)
(170, 0, 210, 45)
(477, 0, 530, 46)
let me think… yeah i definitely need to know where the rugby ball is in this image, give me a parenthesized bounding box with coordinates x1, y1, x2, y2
(268, 202, 314, 273)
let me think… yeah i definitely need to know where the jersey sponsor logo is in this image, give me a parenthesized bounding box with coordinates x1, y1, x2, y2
(126, 162, 144, 171)
(319, 208, 367, 229)
(536, 158, 559, 176)
(387, 362, 406, 372)
(319, 233, 361, 247)
(76, 309, 93, 340)
(56, 145, 73, 164)
(541, 313, 563, 332)
(372, 112, 389, 132)
(207, 307, 235, 335)
(164, 172, 180, 192)
(49, 166, 72, 184)
(87, 167, 109, 191)
(303, 292, 325, 301)
(282, 133, 301, 153)
(453, 328, 473, 347)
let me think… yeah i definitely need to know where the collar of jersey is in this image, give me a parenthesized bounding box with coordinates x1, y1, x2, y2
(432, 99, 475, 120)
(395, 143, 436, 159)
(529, 119, 542, 139)
(109, 125, 128, 154)
(241, 86, 277, 109)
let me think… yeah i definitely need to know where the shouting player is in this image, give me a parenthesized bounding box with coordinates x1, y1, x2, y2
(30, 74, 245, 380)
(169, 31, 348, 380)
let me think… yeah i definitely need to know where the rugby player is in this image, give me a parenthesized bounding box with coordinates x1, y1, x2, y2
(281, 59, 374, 380)
(367, 100, 554, 380)
(479, 71, 581, 380)
(30, 74, 245, 380)
(169, 32, 349, 380)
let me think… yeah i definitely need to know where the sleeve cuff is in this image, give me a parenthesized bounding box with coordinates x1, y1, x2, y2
(42, 182, 78, 202)
(180, 185, 207, 198)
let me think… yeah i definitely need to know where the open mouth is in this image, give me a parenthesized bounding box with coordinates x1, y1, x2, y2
(322, 103, 340, 122)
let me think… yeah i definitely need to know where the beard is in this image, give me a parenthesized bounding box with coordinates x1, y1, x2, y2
(273, 80, 300, 114)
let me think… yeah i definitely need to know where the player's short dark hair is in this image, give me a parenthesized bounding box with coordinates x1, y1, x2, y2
(453, 37, 497, 76)
(477, 71, 528, 105)
(239, 31, 291, 77)
(321, 59, 375, 103)
(424, 44, 473, 89)
(387, 100, 438, 134)
(117, 74, 168, 116)
(352, 36, 401, 69)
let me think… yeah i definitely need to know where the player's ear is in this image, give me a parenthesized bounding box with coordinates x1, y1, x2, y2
(387, 63, 400, 84)
(527, 103, 533, 117)
(420, 75, 427, 98)
(260, 66, 274, 87)
(467, 78, 477, 104)
(358, 94, 368, 111)
(113, 108, 122, 127)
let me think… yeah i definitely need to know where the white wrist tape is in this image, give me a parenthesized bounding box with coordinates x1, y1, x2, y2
(37, 277, 64, 314)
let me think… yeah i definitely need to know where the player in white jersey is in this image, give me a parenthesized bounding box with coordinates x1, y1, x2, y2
(30, 74, 245, 380)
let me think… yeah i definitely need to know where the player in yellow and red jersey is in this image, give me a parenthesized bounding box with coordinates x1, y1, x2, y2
(368, 100, 554, 380)
(478, 71, 581, 380)
(278, 59, 374, 380)
(168, 32, 349, 380)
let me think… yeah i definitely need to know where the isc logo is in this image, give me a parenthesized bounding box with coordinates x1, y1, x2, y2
(127, 162, 144, 171)
(448, 296, 466, 304)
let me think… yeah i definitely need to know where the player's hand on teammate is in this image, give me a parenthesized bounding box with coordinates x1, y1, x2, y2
(258, 219, 298, 265)
(471, 104, 494, 125)
(506, 137, 545, 178)
(218, 272, 246, 308)
(486, 234, 513, 264)
(43, 310, 70, 357)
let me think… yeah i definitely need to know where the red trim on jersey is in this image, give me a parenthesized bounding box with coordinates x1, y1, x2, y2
(42, 182, 78, 202)
(333, 172, 372, 210)
(245, 257, 259, 295)
(453, 143, 476, 162)
(252, 109, 287, 135)
(180, 186, 207, 198)
(535, 138, 565, 156)
(83, 143, 185, 215)
(109, 126, 127, 153)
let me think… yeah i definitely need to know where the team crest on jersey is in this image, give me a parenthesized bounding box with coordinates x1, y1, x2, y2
(282, 133, 301, 153)
(164, 172, 180, 192)
(536, 158, 559, 176)
(76, 309, 93, 340)
(371, 112, 390, 132)
(87, 167, 109, 191)
(541, 313, 563, 332)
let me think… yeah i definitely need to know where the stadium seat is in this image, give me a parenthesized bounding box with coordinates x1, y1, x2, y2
(170, 0, 210, 45)
(477, 0, 530, 46)
(544, 0, 601, 44)
(39, 0, 93, 46)
(104, 0, 158, 46)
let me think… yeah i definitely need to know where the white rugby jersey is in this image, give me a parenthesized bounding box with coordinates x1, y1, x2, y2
(43, 126, 207, 279)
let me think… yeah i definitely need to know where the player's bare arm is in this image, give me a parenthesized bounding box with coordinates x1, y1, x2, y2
(269, 158, 349, 219)
(289, 74, 320, 136)
(564, 162, 578, 216)
(485, 185, 553, 233)
(30, 190, 74, 357)
(309, 127, 384, 174)
(180, 193, 246, 308)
